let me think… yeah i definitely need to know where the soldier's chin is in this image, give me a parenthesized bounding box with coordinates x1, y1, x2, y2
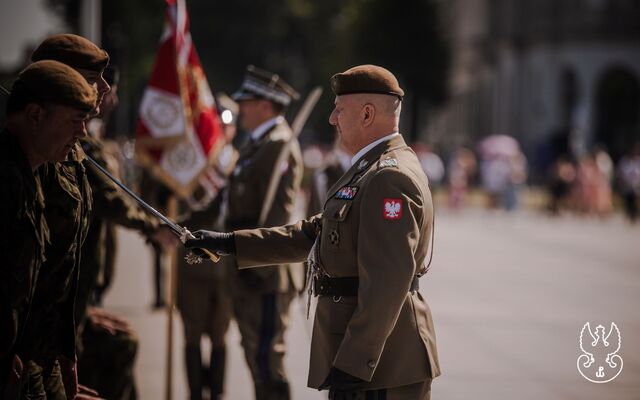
(53, 146, 73, 162)
(90, 105, 101, 118)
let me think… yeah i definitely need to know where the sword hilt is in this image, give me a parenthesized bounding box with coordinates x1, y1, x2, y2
(179, 227, 220, 263)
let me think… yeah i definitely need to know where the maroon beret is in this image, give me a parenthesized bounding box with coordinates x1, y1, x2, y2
(17, 60, 97, 112)
(331, 65, 404, 98)
(31, 34, 109, 72)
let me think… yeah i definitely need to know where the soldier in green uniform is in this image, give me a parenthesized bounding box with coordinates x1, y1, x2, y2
(186, 65, 440, 400)
(227, 66, 303, 400)
(187, 66, 304, 400)
(79, 64, 175, 400)
(15, 34, 112, 400)
(0, 60, 96, 399)
(176, 98, 238, 400)
(29, 34, 175, 400)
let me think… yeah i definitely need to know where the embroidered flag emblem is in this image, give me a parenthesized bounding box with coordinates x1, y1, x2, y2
(335, 186, 359, 200)
(383, 198, 402, 220)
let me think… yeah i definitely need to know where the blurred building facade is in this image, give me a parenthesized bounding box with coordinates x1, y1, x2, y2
(427, 0, 640, 165)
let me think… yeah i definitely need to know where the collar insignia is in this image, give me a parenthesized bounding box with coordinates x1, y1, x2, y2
(379, 158, 398, 168)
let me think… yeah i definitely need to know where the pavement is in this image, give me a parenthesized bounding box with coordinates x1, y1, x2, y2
(102, 209, 640, 400)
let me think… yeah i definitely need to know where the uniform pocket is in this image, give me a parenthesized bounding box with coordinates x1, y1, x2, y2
(321, 200, 353, 253)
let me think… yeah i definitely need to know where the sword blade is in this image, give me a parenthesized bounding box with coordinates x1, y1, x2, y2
(84, 154, 183, 235)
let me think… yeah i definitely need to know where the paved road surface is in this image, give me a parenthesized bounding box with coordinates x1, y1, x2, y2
(102, 210, 640, 399)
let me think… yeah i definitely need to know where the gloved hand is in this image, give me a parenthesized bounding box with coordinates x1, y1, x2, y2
(184, 230, 236, 256)
(318, 367, 365, 392)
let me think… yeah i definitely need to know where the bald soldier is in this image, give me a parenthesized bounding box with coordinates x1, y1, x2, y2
(186, 65, 440, 399)
(0, 61, 96, 399)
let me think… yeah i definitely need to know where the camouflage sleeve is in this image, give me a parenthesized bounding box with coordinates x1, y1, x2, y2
(0, 168, 22, 358)
(85, 159, 159, 235)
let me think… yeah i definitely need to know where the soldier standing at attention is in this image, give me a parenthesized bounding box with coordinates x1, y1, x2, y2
(15, 34, 111, 400)
(0, 60, 96, 399)
(176, 98, 238, 400)
(29, 34, 175, 400)
(186, 65, 440, 400)
(205, 65, 304, 400)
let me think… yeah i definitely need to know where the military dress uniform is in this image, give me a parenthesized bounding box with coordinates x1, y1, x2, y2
(220, 66, 304, 400)
(177, 204, 232, 400)
(226, 118, 304, 399)
(0, 130, 48, 397)
(233, 134, 440, 398)
(204, 65, 442, 400)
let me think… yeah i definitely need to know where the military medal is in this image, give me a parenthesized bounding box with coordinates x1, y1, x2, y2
(335, 186, 358, 200)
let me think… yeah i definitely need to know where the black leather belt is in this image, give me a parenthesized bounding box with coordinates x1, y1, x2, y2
(313, 275, 420, 297)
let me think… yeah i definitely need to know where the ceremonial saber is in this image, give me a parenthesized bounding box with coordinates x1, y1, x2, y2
(84, 154, 219, 262)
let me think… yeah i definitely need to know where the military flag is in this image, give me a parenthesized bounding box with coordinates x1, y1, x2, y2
(135, 0, 224, 198)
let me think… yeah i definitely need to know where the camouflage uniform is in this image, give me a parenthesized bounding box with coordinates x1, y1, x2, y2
(0, 130, 48, 397)
(18, 145, 92, 399)
(75, 135, 158, 400)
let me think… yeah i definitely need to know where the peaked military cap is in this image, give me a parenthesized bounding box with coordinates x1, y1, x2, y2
(232, 65, 299, 106)
(16, 60, 97, 112)
(331, 64, 404, 99)
(31, 33, 109, 72)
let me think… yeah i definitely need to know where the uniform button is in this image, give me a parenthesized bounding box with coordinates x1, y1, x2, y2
(367, 360, 376, 369)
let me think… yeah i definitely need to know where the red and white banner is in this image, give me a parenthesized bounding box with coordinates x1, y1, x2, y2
(135, 0, 224, 197)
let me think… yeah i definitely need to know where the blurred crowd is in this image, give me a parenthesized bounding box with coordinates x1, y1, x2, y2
(299, 135, 640, 223)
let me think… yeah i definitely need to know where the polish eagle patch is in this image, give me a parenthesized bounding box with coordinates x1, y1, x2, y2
(383, 198, 403, 220)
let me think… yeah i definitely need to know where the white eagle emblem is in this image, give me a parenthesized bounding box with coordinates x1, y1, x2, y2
(577, 322, 623, 383)
(383, 198, 402, 220)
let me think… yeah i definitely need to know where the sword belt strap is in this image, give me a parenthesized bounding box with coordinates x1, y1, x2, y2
(313, 275, 420, 297)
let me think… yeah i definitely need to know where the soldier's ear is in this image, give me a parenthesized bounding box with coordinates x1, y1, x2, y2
(362, 104, 375, 127)
(24, 103, 46, 125)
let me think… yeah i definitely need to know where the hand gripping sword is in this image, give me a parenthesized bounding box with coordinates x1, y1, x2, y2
(83, 154, 219, 263)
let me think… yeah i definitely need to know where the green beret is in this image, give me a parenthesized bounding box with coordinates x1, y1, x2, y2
(331, 64, 404, 99)
(31, 34, 109, 72)
(17, 60, 97, 112)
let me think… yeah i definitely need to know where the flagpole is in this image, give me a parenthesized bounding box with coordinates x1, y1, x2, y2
(166, 3, 187, 399)
(164, 195, 178, 400)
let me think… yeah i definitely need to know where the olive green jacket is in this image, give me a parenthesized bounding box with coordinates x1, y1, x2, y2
(20, 145, 92, 361)
(225, 120, 304, 293)
(0, 130, 48, 379)
(75, 136, 158, 328)
(234, 135, 440, 389)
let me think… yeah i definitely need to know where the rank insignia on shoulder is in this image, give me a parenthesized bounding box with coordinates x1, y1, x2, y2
(335, 186, 358, 200)
(383, 198, 403, 220)
(379, 158, 398, 168)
